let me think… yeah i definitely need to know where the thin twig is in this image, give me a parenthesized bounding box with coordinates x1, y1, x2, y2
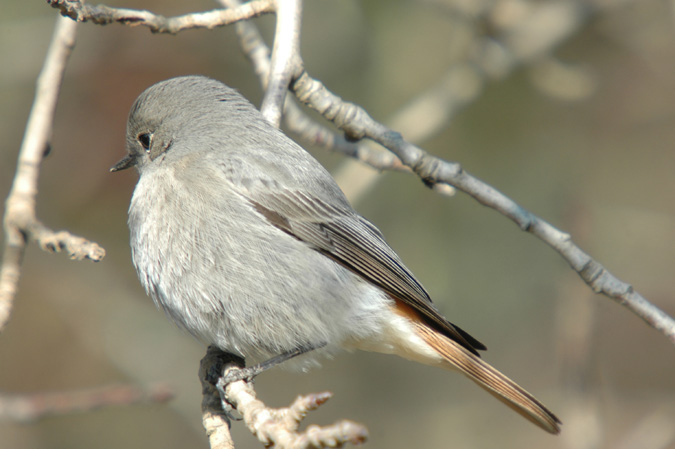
(219, 0, 404, 171)
(260, 0, 303, 127)
(221, 0, 272, 85)
(0, 383, 173, 423)
(47, 0, 274, 34)
(0, 16, 104, 334)
(226, 381, 367, 449)
(289, 69, 675, 345)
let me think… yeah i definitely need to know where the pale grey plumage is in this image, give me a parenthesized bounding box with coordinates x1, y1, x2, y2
(119, 76, 471, 364)
(123, 77, 382, 364)
(115, 76, 560, 433)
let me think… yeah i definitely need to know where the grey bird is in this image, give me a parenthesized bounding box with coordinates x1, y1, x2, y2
(112, 75, 561, 434)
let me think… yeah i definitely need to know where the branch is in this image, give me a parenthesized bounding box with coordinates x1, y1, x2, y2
(41, 0, 671, 344)
(260, 0, 303, 127)
(289, 69, 675, 345)
(216, 0, 674, 342)
(219, 0, 405, 173)
(225, 382, 367, 449)
(0, 16, 105, 334)
(0, 383, 172, 423)
(47, 0, 274, 34)
(200, 348, 237, 449)
(199, 346, 368, 449)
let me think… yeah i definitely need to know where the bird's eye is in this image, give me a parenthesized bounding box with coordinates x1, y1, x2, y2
(137, 133, 152, 151)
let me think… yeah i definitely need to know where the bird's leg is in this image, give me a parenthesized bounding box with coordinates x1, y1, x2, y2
(199, 345, 247, 420)
(217, 342, 326, 387)
(206, 342, 325, 418)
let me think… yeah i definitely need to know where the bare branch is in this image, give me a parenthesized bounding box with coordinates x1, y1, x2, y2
(214, 0, 675, 342)
(199, 346, 368, 449)
(220, 0, 272, 83)
(200, 347, 237, 449)
(0, 16, 105, 334)
(290, 69, 675, 345)
(30, 222, 106, 260)
(219, 0, 405, 173)
(47, 0, 274, 34)
(224, 378, 367, 448)
(0, 383, 172, 423)
(202, 409, 235, 449)
(260, 0, 303, 127)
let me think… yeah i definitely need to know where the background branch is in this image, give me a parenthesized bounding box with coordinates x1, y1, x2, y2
(0, 16, 104, 334)
(0, 383, 172, 423)
(220, 0, 388, 177)
(219, 0, 405, 175)
(289, 69, 675, 344)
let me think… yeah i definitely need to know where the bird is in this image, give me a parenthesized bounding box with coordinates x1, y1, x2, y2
(111, 75, 561, 434)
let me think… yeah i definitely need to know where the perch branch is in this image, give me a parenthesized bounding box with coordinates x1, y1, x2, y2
(0, 16, 104, 334)
(200, 347, 238, 449)
(225, 381, 367, 449)
(200, 346, 368, 449)
(47, 0, 274, 34)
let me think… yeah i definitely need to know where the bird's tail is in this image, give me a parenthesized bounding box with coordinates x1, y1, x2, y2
(412, 319, 561, 434)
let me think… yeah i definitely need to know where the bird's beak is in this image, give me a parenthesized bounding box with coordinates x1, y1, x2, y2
(110, 153, 137, 172)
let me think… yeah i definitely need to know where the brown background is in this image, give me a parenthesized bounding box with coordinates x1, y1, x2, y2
(1, 1, 674, 448)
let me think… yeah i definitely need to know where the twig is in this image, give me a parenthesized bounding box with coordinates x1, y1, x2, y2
(260, 0, 303, 127)
(0, 16, 104, 334)
(219, 0, 405, 172)
(221, 0, 272, 84)
(289, 69, 675, 345)
(199, 346, 368, 449)
(47, 0, 274, 34)
(225, 382, 367, 449)
(0, 383, 173, 423)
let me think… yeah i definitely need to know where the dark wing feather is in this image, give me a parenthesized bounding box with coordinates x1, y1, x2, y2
(249, 189, 486, 356)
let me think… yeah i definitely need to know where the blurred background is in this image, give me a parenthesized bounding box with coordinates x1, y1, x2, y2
(1, 0, 674, 448)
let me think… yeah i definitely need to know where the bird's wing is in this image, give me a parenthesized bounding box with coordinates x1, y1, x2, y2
(245, 187, 486, 355)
